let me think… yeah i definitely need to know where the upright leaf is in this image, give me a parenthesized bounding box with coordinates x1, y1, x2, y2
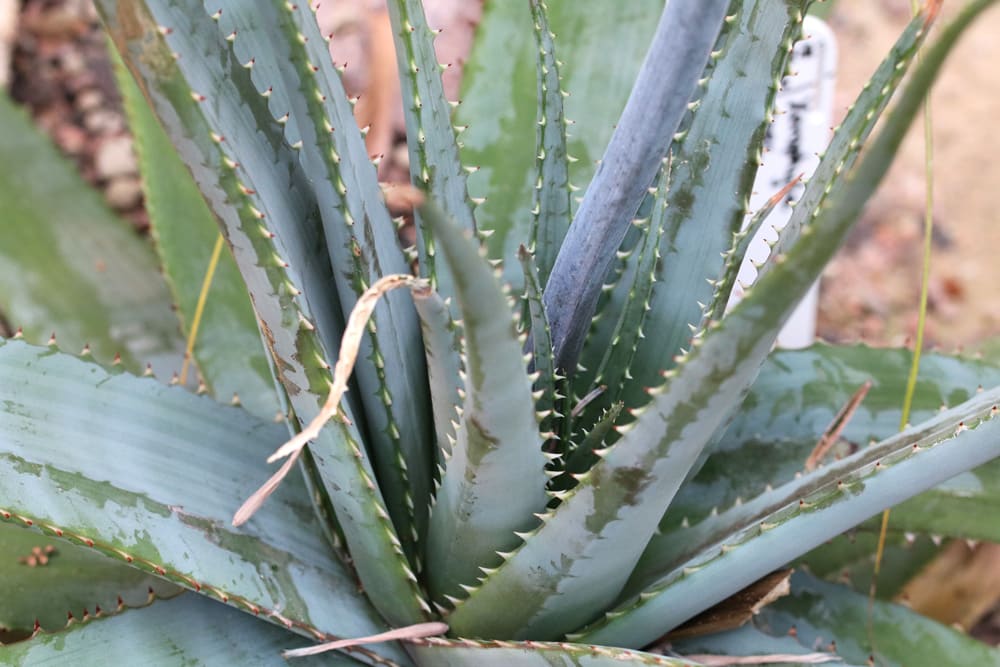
(623, 0, 808, 400)
(448, 0, 954, 639)
(213, 0, 433, 569)
(459, 1, 663, 285)
(98, 1, 427, 625)
(422, 204, 548, 606)
(543, 0, 730, 372)
(386, 0, 476, 304)
(527, 0, 572, 286)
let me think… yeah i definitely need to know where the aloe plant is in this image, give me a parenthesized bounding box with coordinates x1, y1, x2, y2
(2, 0, 1000, 664)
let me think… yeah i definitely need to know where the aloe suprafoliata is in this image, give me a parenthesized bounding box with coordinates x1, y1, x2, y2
(2, 0, 999, 664)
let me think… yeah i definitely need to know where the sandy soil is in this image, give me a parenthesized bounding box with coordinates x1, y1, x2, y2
(818, 0, 1000, 350)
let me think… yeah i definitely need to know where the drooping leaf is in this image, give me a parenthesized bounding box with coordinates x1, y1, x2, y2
(422, 203, 548, 606)
(0, 523, 181, 635)
(579, 385, 1000, 648)
(98, 1, 427, 625)
(0, 338, 405, 664)
(0, 594, 365, 666)
(0, 94, 183, 377)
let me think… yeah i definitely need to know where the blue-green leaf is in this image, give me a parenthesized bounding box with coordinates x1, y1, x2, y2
(422, 203, 548, 606)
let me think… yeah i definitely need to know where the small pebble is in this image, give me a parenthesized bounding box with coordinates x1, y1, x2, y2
(84, 108, 123, 134)
(74, 87, 103, 112)
(94, 134, 137, 180)
(104, 174, 144, 210)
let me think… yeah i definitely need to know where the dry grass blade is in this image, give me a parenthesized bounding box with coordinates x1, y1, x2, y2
(283, 621, 449, 659)
(234, 274, 428, 526)
(804, 380, 872, 471)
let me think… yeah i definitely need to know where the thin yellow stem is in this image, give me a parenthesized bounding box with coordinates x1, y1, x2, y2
(871, 0, 935, 649)
(179, 234, 225, 385)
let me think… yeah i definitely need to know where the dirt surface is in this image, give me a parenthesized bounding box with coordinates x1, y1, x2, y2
(818, 0, 1000, 351)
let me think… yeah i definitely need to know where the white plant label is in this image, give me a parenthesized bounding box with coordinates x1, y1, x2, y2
(729, 16, 838, 348)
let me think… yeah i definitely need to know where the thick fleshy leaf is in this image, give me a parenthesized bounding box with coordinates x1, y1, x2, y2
(445, 0, 947, 635)
(621, 0, 809, 395)
(0, 338, 405, 664)
(412, 289, 464, 469)
(518, 247, 557, 428)
(756, 572, 1000, 667)
(387, 0, 476, 304)
(214, 0, 434, 570)
(526, 0, 572, 286)
(544, 0, 731, 372)
(868, 459, 1000, 543)
(0, 523, 181, 634)
(577, 385, 1000, 648)
(113, 50, 279, 419)
(0, 594, 364, 666)
(573, 170, 667, 428)
(0, 94, 183, 377)
(98, 1, 427, 625)
(648, 344, 1000, 541)
(410, 638, 692, 666)
(422, 203, 548, 605)
(460, 1, 660, 285)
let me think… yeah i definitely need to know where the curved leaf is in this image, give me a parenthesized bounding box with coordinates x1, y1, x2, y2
(0, 523, 181, 634)
(649, 344, 1000, 541)
(0, 594, 364, 666)
(0, 339, 402, 662)
(578, 385, 1000, 648)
